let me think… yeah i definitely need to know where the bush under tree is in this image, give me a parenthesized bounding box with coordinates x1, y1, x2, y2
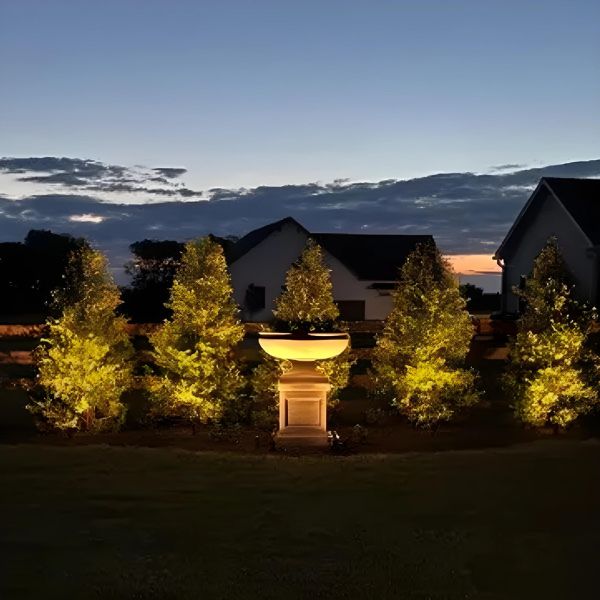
(373, 242, 478, 428)
(28, 246, 134, 432)
(505, 238, 600, 429)
(251, 239, 352, 428)
(148, 237, 245, 428)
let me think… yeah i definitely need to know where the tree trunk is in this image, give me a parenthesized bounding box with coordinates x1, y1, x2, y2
(84, 407, 94, 432)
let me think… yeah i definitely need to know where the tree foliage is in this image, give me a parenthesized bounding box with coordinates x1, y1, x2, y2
(148, 237, 244, 426)
(273, 239, 339, 331)
(121, 239, 184, 322)
(459, 283, 484, 311)
(506, 239, 600, 428)
(373, 242, 478, 427)
(28, 246, 133, 432)
(252, 239, 351, 427)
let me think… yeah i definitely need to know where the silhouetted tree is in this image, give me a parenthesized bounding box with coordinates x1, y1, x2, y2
(121, 239, 184, 322)
(459, 283, 484, 310)
(0, 230, 88, 318)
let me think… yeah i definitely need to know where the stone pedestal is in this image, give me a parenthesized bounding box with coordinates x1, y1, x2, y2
(276, 360, 329, 447)
(257, 332, 349, 448)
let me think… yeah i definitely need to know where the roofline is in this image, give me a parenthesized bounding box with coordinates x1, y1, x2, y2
(493, 177, 594, 260)
(231, 217, 436, 264)
(312, 233, 436, 281)
(313, 232, 434, 240)
(229, 216, 309, 264)
(494, 179, 545, 260)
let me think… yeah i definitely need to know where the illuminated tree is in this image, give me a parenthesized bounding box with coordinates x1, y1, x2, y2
(28, 246, 133, 432)
(251, 239, 352, 427)
(373, 242, 478, 427)
(273, 239, 340, 331)
(148, 237, 244, 427)
(506, 239, 600, 429)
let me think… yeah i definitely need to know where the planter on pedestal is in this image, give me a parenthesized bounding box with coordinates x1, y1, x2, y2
(258, 332, 349, 447)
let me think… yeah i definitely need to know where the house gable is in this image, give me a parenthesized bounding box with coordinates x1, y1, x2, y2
(228, 219, 309, 321)
(228, 216, 438, 321)
(496, 180, 597, 312)
(495, 178, 600, 261)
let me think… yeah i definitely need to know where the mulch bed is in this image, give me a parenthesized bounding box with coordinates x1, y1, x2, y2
(2, 420, 598, 456)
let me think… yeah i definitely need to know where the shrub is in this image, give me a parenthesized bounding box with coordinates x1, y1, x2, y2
(373, 242, 478, 428)
(148, 237, 245, 428)
(28, 246, 133, 432)
(506, 239, 600, 428)
(273, 239, 339, 331)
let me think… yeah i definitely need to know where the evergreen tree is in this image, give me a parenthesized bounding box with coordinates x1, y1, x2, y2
(149, 237, 244, 427)
(252, 239, 351, 427)
(373, 242, 478, 427)
(273, 239, 339, 331)
(506, 238, 600, 428)
(28, 246, 133, 432)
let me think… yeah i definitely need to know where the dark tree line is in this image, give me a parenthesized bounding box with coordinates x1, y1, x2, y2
(0, 230, 236, 323)
(121, 239, 185, 322)
(0, 230, 89, 318)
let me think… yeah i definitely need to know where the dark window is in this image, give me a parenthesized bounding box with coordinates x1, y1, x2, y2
(336, 300, 365, 321)
(245, 284, 266, 313)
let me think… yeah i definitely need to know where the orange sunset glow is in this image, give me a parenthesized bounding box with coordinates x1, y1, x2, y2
(446, 254, 501, 276)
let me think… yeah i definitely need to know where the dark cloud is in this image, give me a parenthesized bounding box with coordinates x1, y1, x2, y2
(0, 156, 201, 198)
(0, 157, 127, 179)
(152, 167, 187, 178)
(18, 173, 89, 186)
(1, 159, 599, 274)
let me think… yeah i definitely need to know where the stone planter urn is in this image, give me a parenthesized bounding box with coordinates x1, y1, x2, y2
(258, 331, 349, 447)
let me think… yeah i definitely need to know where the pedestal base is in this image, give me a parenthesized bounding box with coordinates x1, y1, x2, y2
(275, 426, 329, 448)
(277, 360, 330, 448)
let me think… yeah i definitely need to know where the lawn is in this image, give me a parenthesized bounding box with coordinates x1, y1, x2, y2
(1, 441, 600, 599)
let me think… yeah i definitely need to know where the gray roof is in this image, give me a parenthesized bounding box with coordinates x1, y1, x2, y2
(495, 177, 600, 258)
(230, 216, 434, 281)
(544, 177, 600, 244)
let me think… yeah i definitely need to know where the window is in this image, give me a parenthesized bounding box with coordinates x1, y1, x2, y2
(245, 284, 266, 313)
(336, 300, 365, 321)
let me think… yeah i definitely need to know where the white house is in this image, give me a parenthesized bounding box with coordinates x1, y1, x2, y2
(227, 217, 434, 321)
(495, 177, 600, 314)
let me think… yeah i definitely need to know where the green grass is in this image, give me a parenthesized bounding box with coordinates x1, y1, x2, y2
(2, 441, 600, 599)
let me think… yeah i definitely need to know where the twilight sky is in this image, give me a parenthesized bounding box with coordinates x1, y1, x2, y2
(1, 1, 599, 290)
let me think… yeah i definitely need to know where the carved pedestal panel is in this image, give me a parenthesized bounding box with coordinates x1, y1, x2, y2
(276, 361, 329, 447)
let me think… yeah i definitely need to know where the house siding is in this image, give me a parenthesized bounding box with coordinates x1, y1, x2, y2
(502, 191, 595, 313)
(325, 252, 393, 320)
(229, 221, 309, 322)
(228, 222, 397, 321)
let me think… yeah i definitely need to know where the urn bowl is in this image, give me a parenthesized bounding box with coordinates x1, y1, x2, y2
(258, 332, 349, 361)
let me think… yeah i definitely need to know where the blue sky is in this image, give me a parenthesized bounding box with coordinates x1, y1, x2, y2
(1, 1, 599, 292)
(2, 0, 599, 190)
